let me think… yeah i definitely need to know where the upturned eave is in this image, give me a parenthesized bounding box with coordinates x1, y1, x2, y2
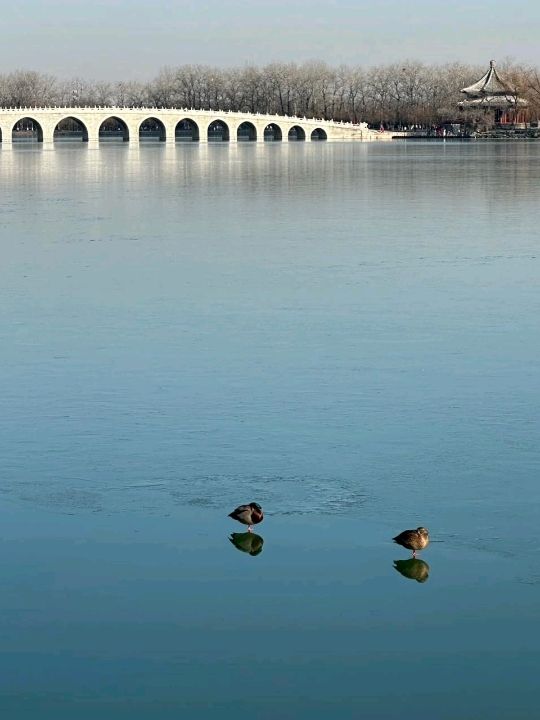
(461, 61, 515, 97)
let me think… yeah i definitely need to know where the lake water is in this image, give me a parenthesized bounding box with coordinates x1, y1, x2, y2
(1, 140, 539, 719)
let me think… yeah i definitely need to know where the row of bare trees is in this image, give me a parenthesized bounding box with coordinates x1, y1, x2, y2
(1, 61, 540, 126)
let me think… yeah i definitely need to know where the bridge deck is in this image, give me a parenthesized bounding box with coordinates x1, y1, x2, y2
(0, 107, 388, 143)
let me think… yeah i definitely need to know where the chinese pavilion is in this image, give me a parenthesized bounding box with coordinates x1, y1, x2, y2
(458, 60, 528, 125)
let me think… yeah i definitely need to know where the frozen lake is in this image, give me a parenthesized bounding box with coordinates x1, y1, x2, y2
(1, 140, 539, 718)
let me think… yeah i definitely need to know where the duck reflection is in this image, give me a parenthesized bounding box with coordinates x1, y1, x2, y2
(393, 558, 430, 583)
(229, 532, 264, 557)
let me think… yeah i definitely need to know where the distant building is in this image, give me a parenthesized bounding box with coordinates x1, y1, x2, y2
(458, 60, 528, 126)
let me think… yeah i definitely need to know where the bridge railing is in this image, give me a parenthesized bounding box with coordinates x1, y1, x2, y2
(0, 106, 362, 128)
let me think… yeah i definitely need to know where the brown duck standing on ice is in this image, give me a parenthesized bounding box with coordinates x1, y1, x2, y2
(393, 527, 430, 558)
(228, 502, 264, 532)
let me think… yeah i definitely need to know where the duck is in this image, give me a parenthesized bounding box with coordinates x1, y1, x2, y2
(393, 558, 430, 583)
(229, 532, 264, 557)
(228, 502, 264, 532)
(392, 527, 430, 557)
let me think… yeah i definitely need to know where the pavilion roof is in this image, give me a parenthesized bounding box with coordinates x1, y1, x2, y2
(461, 61, 515, 97)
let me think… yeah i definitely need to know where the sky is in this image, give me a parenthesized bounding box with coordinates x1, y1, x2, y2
(1, 0, 539, 80)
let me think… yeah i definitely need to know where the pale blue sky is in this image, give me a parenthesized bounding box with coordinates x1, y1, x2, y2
(2, 0, 539, 79)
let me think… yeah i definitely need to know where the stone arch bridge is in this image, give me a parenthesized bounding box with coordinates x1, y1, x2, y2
(0, 107, 389, 144)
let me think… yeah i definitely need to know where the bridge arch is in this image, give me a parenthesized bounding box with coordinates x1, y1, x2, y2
(207, 119, 230, 142)
(175, 118, 200, 142)
(139, 117, 166, 142)
(237, 121, 257, 142)
(53, 116, 89, 142)
(12, 117, 43, 142)
(264, 123, 283, 141)
(288, 125, 306, 142)
(311, 128, 327, 141)
(99, 116, 129, 142)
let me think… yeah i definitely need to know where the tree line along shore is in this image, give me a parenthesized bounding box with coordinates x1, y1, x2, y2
(1, 61, 539, 127)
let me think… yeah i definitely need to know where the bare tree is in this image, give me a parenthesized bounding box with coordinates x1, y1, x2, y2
(1, 70, 57, 107)
(0, 59, 537, 127)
